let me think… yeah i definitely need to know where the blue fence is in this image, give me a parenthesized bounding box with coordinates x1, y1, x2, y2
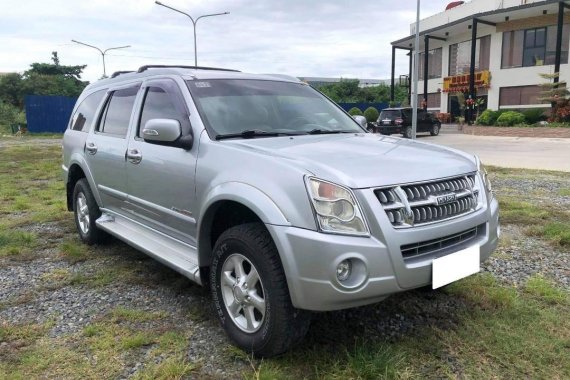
(338, 102, 392, 113)
(25, 95, 77, 133)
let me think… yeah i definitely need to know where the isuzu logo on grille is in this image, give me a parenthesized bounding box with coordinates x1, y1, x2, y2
(436, 193, 457, 205)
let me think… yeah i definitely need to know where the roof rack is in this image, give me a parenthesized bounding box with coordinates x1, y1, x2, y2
(136, 65, 240, 73)
(110, 70, 135, 78)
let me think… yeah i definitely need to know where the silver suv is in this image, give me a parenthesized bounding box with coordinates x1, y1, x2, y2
(62, 65, 499, 357)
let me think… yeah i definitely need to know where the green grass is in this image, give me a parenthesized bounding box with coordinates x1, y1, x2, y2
(249, 274, 569, 379)
(0, 229, 36, 257)
(59, 239, 90, 262)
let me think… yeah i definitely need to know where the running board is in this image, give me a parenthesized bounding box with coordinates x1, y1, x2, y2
(96, 211, 201, 285)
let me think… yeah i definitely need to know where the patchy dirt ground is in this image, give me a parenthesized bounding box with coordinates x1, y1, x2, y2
(1, 138, 568, 379)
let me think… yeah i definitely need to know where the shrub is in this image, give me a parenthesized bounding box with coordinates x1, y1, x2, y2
(363, 106, 379, 123)
(496, 111, 525, 126)
(348, 107, 362, 116)
(476, 109, 497, 126)
(0, 102, 25, 134)
(522, 108, 546, 124)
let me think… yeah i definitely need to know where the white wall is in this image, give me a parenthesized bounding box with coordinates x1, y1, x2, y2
(413, 0, 546, 34)
(411, 21, 570, 112)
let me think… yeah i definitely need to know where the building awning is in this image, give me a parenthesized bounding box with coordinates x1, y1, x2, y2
(392, 0, 569, 50)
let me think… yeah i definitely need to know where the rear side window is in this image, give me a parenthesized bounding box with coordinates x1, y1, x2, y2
(69, 90, 106, 132)
(98, 85, 140, 137)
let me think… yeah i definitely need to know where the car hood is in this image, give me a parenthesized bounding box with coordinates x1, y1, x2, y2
(226, 134, 477, 188)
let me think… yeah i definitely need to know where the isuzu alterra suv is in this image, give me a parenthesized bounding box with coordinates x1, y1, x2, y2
(62, 65, 499, 357)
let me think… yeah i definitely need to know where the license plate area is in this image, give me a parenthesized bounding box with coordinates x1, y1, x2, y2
(432, 244, 480, 289)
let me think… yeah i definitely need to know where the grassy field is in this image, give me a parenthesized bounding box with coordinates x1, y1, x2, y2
(0, 136, 569, 379)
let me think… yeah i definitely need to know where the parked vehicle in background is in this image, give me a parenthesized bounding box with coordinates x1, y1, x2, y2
(372, 107, 441, 138)
(62, 65, 498, 357)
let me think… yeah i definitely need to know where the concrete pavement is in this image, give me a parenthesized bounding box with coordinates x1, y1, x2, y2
(420, 127, 570, 172)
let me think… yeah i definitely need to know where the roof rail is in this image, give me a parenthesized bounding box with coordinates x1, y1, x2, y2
(136, 65, 240, 73)
(110, 70, 135, 78)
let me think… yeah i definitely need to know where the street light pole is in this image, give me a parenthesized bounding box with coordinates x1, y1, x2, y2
(411, 0, 421, 140)
(155, 1, 229, 67)
(71, 40, 131, 77)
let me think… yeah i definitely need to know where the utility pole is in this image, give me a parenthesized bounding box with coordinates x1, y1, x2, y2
(155, 1, 229, 67)
(71, 40, 131, 77)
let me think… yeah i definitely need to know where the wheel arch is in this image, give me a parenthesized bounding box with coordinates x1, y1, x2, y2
(197, 183, 291, 277)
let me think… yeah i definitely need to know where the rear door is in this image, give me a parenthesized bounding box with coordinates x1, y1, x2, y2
(84, 84, 140, 214)
(417, 109, 429, 132)
(125, 78, 198, 245)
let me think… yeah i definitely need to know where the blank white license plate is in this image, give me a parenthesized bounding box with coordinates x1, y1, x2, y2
(432, 245, 480, 289)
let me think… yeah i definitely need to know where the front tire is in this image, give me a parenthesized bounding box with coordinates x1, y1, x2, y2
(404, 126, 412, 138)
(430, 123, 440, 136)
(210, 223, 311, 357)
(73, 178, 107, 245)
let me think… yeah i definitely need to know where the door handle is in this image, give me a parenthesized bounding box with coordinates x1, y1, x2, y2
(126, 149, 142, 164)
(85, 142, 98, 155)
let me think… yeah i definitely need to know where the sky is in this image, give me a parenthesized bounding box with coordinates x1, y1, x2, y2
(0, 0, 452, 83)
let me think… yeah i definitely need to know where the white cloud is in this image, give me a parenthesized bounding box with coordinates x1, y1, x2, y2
(0, 0, 450, 82)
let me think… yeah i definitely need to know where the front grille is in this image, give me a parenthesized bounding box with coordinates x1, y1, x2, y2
(401, 224, 482, 259)
(375, 174, 479, 228)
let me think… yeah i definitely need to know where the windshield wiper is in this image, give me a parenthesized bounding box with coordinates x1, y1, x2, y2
(215, 130, 281, 140)
(306, 129, 356, 135)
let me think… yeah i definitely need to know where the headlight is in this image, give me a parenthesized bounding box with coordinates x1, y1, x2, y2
(476, 157, 493, 200)
(305, 177, 369, 236)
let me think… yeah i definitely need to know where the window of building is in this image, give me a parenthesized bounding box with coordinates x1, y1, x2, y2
(449, 35, 490, 76)
(69, 89, 106, 132)
(499, 85, 542, 106)
(502, 25, 569, 68)
(417, 93, 441, 108)
(97, 85, 140, 137)
(418, 48, 443, 80)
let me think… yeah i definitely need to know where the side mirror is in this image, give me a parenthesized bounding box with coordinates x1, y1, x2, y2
(142, 119, 181, 143)
(352, 115, 367, 129)
(142, 119, 193, 150)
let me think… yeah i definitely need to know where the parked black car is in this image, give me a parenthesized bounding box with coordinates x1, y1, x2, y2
(369, 107, 441, 138)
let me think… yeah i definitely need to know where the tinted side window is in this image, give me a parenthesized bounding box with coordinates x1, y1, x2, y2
(98, 86, 139, 137)
(138, 86, 190, 137)
(69, 90, 106, 132)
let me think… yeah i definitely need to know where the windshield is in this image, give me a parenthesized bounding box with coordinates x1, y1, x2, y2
(186, 79, 364, 139)
(380, 110, 402, 119)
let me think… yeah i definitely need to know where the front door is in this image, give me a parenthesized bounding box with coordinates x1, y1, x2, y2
(84, 84, 140, 214)
(125, 79, 198, 245)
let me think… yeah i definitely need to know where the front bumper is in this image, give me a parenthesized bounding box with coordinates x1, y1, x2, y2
(267, 197, 499, 312)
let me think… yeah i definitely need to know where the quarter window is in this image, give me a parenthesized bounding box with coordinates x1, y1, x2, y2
(98, 85, 140, 137)
(69, 89, 106, 132)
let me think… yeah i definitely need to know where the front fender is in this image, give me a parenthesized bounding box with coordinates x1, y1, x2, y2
(199, 182, 291, 226)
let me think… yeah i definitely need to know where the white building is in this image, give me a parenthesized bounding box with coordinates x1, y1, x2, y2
(390, 0, 570, 120)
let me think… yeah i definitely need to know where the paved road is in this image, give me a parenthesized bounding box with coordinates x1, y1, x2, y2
(420, 127, 570, 172)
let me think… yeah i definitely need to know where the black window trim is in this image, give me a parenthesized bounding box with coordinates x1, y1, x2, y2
(94, 82, 142, 139)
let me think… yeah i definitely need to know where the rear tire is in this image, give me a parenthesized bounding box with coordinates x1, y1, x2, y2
(404, 126, 412, 138)
(430, 123, 440, 136)
(367, 126, 375, 133)
(73, 178, 107, 245)
(210, 223, 311, 357)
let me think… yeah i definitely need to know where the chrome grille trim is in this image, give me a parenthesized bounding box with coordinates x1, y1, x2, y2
(400, 224, 482, 260)
(374, 173, 480, 228)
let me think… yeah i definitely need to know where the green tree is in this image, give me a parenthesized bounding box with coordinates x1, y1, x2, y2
(0, 52, 88, 109)
(315, 79, 408, 104)
(538, 72, 570, 122)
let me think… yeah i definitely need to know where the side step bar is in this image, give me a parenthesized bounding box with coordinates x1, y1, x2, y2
(96, 211, 202, 285)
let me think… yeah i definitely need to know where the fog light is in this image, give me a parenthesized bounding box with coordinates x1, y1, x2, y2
(336, 260, 352, 282)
